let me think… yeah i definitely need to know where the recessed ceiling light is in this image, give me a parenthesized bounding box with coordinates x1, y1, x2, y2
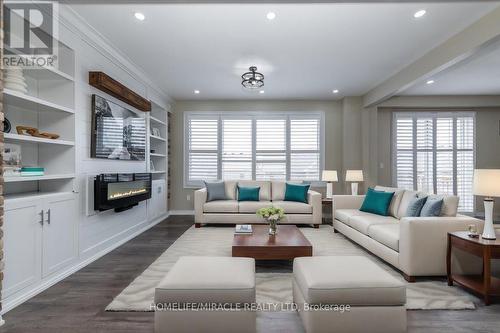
(426, 80, 434, 85)
(332, 89, 339, 94)
(266, 12, 276, 20)
(134, 12, 145, 21)
(194, 90, 200, 94)
(414, 10, 426, 18)
(259, 90, 265, 94)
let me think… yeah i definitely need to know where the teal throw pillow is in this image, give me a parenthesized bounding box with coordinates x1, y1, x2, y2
(420, 197, 443, 217)
(405, 196, 427, 217)
(284, 183, 310, 203)
(360, 188, 394, 216)
(238, 185, 260, 201)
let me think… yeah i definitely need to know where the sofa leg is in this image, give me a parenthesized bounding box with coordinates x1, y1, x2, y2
(402, 273, 415, 283)
(313, 224, 319, 229)
(195, 223, 201, 228)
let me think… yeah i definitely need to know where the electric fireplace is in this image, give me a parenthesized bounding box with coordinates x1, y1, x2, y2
(94, 173, 152, 212)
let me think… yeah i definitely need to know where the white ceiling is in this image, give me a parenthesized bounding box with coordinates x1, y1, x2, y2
(402, 39, 500, 96)
(70, 2, 499, 100)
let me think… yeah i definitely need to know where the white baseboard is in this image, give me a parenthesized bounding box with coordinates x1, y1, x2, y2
(1, 212, 168, 315)
(169, 210, 194, 215)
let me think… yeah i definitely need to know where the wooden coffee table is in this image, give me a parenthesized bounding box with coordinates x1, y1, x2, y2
(232, 225, 313, 260)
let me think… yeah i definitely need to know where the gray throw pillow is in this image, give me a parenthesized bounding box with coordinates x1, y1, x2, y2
(405, 196, 427, 217)
(420, 197, 443, 217)
(203, 181, 226, 202)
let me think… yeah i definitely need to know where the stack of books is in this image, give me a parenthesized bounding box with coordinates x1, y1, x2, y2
(21, 167, 45, 177)
(235, 224, 253, 234)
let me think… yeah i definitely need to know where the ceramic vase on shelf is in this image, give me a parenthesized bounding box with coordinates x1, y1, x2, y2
(4, 68, 28, 94)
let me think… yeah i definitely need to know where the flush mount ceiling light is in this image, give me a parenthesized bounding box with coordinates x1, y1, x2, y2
(194, 90, 200, 94)
(134, 12, 145, 21)
(426, 80, 435, 85)
(266, 12, 276, 20)
(241, 66, 264, 90)
(414, 9, 426, 18)
(259, 90, 265, 94)
(332, 89, 339, 94)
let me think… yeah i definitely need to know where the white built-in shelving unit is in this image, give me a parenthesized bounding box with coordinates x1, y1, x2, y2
(3, 40, 76, 199)
(147, 102, 168, 180)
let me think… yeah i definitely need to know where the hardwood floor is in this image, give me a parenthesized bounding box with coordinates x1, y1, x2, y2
(1, 215, 499, 333)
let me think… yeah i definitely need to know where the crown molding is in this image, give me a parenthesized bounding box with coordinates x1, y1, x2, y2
(57, 4, 172, 106)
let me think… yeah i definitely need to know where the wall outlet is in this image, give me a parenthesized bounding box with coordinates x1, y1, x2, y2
(187, 194, 191, 201)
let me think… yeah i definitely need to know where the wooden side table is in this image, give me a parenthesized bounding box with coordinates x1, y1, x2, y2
(447, 231, 500, 305)
(321, 198, 333, 225)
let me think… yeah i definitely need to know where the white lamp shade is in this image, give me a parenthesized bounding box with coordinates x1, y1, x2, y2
(346, 170, 364, 182)
(322, 170, 338, 182)
(473, 169, 500, 197)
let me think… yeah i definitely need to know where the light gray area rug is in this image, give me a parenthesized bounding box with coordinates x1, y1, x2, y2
(106, 225, 478, 312)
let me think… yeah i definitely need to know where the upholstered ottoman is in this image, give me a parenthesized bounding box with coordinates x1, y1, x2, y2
(154, 256, 256, 333)
(293, 256, 407, 333)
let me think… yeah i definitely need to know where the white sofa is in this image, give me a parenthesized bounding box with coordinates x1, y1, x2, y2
(332, 186, 484, 281)
(194, 180, 322, 227)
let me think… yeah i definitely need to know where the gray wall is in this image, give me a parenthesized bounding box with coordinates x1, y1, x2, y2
(170, 99, 362, 211)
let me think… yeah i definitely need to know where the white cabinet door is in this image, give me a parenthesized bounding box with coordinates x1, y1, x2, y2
(41, 194, 78, 278)
(148, 180, 166, 221)
(3, 200, 43, 298)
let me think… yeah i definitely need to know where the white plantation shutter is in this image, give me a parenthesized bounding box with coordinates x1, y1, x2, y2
(186, 116, 218, 183)
(456, 117, 475, 211)
(290, 117, 320, 180)
(395, 117, 414, 190)
(256, 119, 286, 180)
(222, 118, 252, 180)
(394, 112, 475, 212)
(185, 112, 324, 187)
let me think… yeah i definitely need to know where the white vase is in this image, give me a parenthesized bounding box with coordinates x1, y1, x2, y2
(4, 68, 28, 94)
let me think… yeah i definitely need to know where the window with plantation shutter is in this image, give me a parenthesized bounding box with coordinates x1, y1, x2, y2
(186, 116, 219, 182)
(185, 112, 324, 187)
(393, 112, 475, 212)
(290, 117, 320, 181)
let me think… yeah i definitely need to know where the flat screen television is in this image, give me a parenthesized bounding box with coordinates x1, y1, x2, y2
(91, 94, 146, 161)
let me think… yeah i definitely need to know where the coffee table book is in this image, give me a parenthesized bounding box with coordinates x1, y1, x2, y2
(235, 224, 253, 234)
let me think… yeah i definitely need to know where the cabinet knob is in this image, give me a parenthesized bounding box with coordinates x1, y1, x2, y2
(39, 210, 44, 225)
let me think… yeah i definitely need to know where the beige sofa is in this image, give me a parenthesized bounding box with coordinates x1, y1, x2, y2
(332, 186, 484, 281)
(194, 180, 322, 227)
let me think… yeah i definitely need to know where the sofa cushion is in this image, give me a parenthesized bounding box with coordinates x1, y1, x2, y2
(155, 256, 255, 304)
(271, 181, 302, 201)
(375, 186, 404, 218)
(284, 183, 310, 203)
(273, 201, 312, 214)
(335, 209, 373, 224)
(430, 194, 459, 217)
(293, 256, 406, 305)
(344, 214, 398, 234)
(368, 224, 400, 251)
(360, 188, 394, 216)
(237, 180, 271, 201)
(203, 200, 239, 213)
(203, 180, 227, 202)
(404, 196, 427, 217)
(396, 190, 419, 218)
(224, 181, 238, 200)
(239, 201, 273, 213)
(420, 197, 444, 217)
(237, 185, 260, 201)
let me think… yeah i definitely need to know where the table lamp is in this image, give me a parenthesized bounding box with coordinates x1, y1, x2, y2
(345, 170, 364, 195)
(322, 170, 338, 199)
(473, 169, 500, 240)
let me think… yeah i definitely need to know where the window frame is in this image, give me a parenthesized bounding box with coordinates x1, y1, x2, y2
(392, 111, 476, 212)
(184, 111, 325, 188)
